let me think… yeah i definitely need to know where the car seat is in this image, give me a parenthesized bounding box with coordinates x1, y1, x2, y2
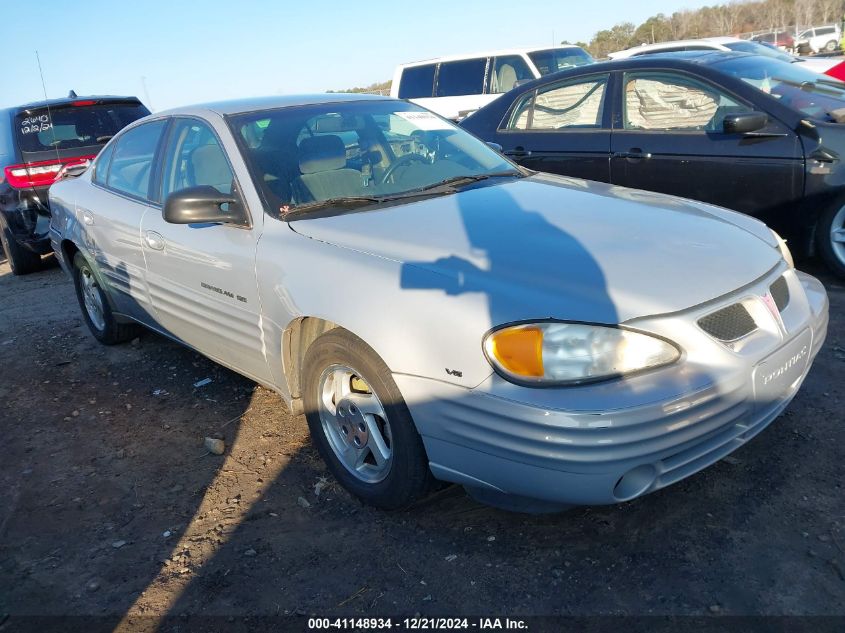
(292, 135, 362, 203)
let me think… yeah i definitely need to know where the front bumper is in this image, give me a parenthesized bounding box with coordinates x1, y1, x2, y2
(396, 268, 829, 506)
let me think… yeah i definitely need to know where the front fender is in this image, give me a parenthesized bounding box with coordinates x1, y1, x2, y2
(257, 224, 497, 392)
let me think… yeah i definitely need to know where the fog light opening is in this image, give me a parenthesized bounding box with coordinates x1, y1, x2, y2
(613, 465, 657, 501)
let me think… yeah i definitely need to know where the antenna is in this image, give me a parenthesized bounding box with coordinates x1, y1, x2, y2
(35, 51, 62, 182)
(141, 76, 153, 111)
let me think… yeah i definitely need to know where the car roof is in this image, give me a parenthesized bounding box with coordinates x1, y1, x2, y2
(511, 50, 756, 89)
(153, 93, 393, 118)
(609, 39, 731, 59)
(397, 45, 587, 67)
(3, 95, 142, 115)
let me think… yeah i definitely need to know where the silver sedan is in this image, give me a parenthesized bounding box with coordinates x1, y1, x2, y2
(48, 95, 829, 512)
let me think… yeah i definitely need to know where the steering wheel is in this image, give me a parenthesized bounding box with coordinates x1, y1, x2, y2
(380, 153, 428, 184)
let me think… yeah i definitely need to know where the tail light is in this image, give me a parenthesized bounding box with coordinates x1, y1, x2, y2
(3, 155, 95, 189)
(825, 61, 845, 82)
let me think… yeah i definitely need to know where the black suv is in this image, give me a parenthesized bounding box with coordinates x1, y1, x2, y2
(1, 95, 150, 274)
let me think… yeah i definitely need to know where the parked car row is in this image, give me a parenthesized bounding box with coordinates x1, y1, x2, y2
(0, 42, 835, 515)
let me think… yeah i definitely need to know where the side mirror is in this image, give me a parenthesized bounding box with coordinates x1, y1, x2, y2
(163, 186, 242, 225)
(486, 141, 504, 153)
(723, 112, 769, 134)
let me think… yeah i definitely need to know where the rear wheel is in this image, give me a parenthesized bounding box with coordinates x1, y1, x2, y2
(824, 39, 838, 52)
(72, 252, 139, 344)
(302, 329, 433, 509)
(0, 218, 41, 275)
(817, 202, 845, 278)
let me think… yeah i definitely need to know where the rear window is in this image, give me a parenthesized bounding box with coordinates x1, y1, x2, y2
(15, 102, 149, 155)
(528, 48, 594, 75)
(398, 65, 436, 99)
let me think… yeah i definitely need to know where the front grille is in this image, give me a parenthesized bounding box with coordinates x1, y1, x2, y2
(770, 275, 790, 312)
(697, 303, 756, 341)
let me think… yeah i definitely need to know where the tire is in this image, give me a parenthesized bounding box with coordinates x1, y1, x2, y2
(0, 217, 41, 275)
(816, 201, 845, 279)
(824, 40, 838, 52)
(302, 329, 433, 509)
(72, 252, 139, 344)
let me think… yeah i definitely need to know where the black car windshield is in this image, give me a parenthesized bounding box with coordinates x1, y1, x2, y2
(713, 55, 845, 121)
(528, 48, 594, 75)
(230, 100, 518, 214)
(722, 41, 796, 63)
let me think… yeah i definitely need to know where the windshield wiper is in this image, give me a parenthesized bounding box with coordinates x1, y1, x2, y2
(423, 171, 521, 191)
(284, 196, 382, 218)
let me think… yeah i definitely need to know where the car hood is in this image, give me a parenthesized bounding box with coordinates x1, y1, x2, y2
(289, 173, 781, 324)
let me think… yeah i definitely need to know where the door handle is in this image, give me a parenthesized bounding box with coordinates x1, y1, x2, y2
(144, 230, 165, 251)
(613, 148, 652, 160)
(505, 146, 532, 158)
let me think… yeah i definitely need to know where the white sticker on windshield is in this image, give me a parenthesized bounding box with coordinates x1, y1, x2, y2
(395, 111, 451, 131)
(20, 114, 52, 135)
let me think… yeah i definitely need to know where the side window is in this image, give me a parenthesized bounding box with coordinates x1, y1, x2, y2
(106, 120, 166, 200)
(92, 141, 115, 185)
(818, 26, 835, 36)
(436, 58, 487, 97)
(398, 64, 436, 99)
(161, 119, 234, 201)
(624, 72, 750, 132)
(506, 75, 608, 130)
(489, 55, 534, 94)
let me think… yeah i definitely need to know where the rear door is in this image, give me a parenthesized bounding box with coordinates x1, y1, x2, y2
(79, 118, 167, 324)
(609, 70, 803, 216)
(140, 116, 271, 383)
(494, 72, 613, 182)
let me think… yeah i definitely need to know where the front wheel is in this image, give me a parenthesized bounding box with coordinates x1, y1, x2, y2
(302, 329, 433, 509)
(817, 202, 845, 278)
(72, 252, 139, 344)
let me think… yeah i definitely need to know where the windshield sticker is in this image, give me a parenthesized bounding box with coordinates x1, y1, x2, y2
(395, 111, 451, 131)
(20, 115, 52, 135)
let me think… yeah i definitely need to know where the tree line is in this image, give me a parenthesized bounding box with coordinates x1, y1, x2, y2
(575, 0, 845, 58)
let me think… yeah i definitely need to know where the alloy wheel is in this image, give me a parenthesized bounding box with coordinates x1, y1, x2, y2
(317, 364, 393, 484)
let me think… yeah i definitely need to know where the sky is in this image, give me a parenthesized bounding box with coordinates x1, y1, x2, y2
(4, 0, 712, 111)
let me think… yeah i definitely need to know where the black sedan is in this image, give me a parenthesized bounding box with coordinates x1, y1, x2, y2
(460, 51, 845, 278)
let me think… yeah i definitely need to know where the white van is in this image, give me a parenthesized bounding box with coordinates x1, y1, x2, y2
(390, 46, 594, 120)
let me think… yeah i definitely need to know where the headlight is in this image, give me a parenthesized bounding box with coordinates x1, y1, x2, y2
(483, 322, 681, 386)
(772, 229, 794, 269)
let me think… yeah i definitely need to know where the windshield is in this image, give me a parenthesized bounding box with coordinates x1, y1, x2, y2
(713, 55, 845, 121)
(230, 100, 517, 213)
(528, 48, 594, 75)
(722, 41, 796, 63)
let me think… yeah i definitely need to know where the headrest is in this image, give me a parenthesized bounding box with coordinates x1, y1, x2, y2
(190, 144, 231, 186)
(299, 135, 346, 174)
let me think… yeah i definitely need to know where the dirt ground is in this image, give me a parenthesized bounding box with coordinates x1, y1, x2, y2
(0, 252, 844, 630)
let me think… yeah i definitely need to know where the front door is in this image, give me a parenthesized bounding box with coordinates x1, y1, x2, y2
(610, 70, 803, 217)
(494, 72, 613, 182)
(140, 117, 272, 384)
